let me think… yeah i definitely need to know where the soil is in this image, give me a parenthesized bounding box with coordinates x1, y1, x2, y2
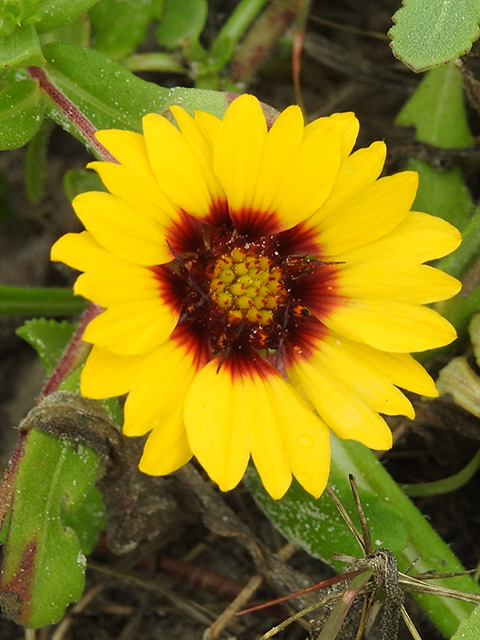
(1, 2, 480, 640)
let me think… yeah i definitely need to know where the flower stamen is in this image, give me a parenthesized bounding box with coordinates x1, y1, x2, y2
(209, 248, 285, 325)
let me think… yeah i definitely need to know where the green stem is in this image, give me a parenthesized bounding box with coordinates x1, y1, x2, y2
(403, 447, 480, 497)
(0, 286, 87, 316)
(210, 0, 268, 64)
(230, 1, 296, 84)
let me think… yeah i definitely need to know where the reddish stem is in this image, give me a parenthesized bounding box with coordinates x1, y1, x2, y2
(24, 67, 118, 396)
(40, 303, 102, 399)
(26, 66, 117, 162)
(230, 4, 296, 85)
(0, 432, 27, 530)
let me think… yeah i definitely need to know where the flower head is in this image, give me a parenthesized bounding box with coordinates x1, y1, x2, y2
(51, 94, 461, 499)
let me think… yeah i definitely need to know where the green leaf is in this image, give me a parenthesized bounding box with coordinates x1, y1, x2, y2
(438, 204, 480, 278)
(90, 0, 164, 59)
(389, 0, 480, 72)
(0, 285, 86, 316)
(0, 428, 101, 628)
(62, 485, 105, 554)
(208, 0, 268, 71)
(0, 79, 46, 149)
(35, 0, 100, 34)
(43, 42, 171, 133)
(245, 435, 480, 638)
(156, 0, 207, 50)
(64, 168, 107, 201)
(165, 85, 232, 118)
(0, 22, 44, 67)
(0, 1, 42, 37)
(396, 63, 474, 231)
(396, 63, 473, 148)
(39, 11, 92, 47)
(17, 318, 76, 376)
(452, 604, 480, 639)
(407, 159, 473, 230)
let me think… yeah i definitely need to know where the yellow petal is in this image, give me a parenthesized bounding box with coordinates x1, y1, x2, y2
(336, 263, 461, 304)
(305, 111, 359, 161)
(324, 299, 457, 352)
(336, 211, 462, 267)
(88, 161, 179, 226)
(81, 345, 146, 398)
(266, 124, 341, 229)
(327, 338, 439, 397)
(83, 298, 179, 355)
(290, 330, 415, 417)
(254, 104, 305, 216)
(184, 357, 251, 493)
(317, 171, 418, 256)
(213, 94, 267, 214)
(139, 423, 192, 476)
(123, 332, 202, 436)
(143, 112, 215, 219)
(74, 265, 161, 306)
(51, 231, 127, 271)
(95, 129, 151, 175)
(308, 141, 386, 227)
(193, 109, 221, 147)
(170, 105, 225, 205)
(251, 371, 331, 499)
(288, 356, 393, 449)
(184, 354, 330, 499)
(73, 191, 172, 265)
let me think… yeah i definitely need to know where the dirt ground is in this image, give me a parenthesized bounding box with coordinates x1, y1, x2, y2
(1, 1, 480, 639)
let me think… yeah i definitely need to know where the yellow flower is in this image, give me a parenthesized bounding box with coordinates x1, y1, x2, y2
(51, 94, 461, 500)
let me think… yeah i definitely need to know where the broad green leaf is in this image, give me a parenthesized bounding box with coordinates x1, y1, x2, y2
(396, 63, 474, 231)
(0, 79, 46, 149)
(43, 42, 171, 134)
(35, 0, 100, 34)
(389, 0, 480, 72)
(17, 318, 77, 376)
(156, 0, 207, 50)
(245, 435, 480, 638)
(0, 428, 101, 628)
(41, 43, 233, 144)
(437, 204, 480, 278)
(452, 604, 480, 639)
(0, 1, 42, 37)
(0, 66, 25, 91)
(0, 22, 44, 67)
(0, 285, 86, 316)
(62, 485, 105, 554)
(39, 11, 92, 47)
(408, 160, 473, 230)
(396, 63, 473, 148)
(90, 0, 164, 59)
(165, 85, 233, 118)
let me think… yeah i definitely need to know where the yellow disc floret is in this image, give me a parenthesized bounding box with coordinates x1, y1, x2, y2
(209, 248, 284, 324)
